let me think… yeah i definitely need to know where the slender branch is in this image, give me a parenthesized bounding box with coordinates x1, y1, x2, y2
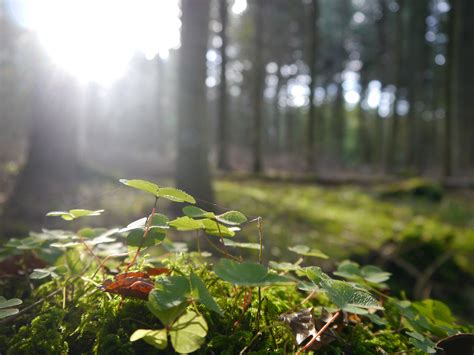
(297, 310, 341, 354)
(286, 290, 317, 314)
(256, 217, 264, 331)
(239, 323, 278, 354)
(257, 217, 264, 265)
(81, 239, 103, 277)
(204, 234, 240, 261)
(195, 230, 201, 254)
(0, 288, 62, 325)
(125, 196, 159, 272)
(91, 253, 130, 279)
(414, 250, 453, 299)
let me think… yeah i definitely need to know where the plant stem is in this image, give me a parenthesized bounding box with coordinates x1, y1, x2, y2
(195, 230, 201, 253)
(257, 217, 263, 265)
(239, 322, 278, 354)
(256, 217, 263, 331)
(297, 310, 341, 354)
(204, 234, 240, 261)
(125, 196, 158, 272)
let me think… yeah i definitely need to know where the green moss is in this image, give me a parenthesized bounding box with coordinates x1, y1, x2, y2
(7, 308, 68, 355)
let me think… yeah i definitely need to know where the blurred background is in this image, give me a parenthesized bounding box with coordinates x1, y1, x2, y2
(0, 0, 473, 319)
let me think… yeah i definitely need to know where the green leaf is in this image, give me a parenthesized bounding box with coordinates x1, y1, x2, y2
(46, 209, 104, 221)
(361, 265, 391, 284)
(269, 261, 301, 272)
(190, 272, 223, 316)
(69, 209, 104, 218)
(0, 308, 19, 320)
(127, 228, 165, 247)
(0, 297, 22, 320)
(120, 179, 195, 203)
(169, 310, 208, 354)
(0, 298, 22, 309)
(30, 268, 53, 279)
(215, 211, 247, 225)
(121, 214, 170, 233)
(119, 179, 159, 196)
(168, 217, 204, 231)
(306, 267, 383, 314)
(222, 239, 260, 250)
(130, 329, 168, 350)
(334, 261, 391, 285)
(157, 187, 196, 203)
(147, 276, 190, 326)
(407, 331, 438, 353)
(213, 259, 293, 286)
(182, 206, 215, 219)
(201, 219, 235, 237)
(214, 259, 267, 286)
(288, 245, 328, 259)
(365, 313, 388, 326)
(259, 273, 295, 285)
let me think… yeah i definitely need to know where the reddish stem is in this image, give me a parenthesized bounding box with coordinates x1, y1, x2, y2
(297, 310, 341, 354)
(124, 197, 158, 272)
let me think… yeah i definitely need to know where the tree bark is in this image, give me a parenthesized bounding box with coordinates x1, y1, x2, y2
(2, 69, 80, 235)
(443, 0, 458, 178)
(251, 0, 265, 174)
(217, 0, 230, 171)
(306, 0, 319, 171)
(386, 0, 404, 173)
(176, 0, 213, 203)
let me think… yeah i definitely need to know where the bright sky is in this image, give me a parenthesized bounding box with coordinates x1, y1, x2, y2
(8, 0, 181, 86)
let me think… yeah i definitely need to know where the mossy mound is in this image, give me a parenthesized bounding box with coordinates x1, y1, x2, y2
(377, 178, 443, 201)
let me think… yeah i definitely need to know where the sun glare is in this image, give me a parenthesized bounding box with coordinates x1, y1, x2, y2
(9, 0, 181, 86)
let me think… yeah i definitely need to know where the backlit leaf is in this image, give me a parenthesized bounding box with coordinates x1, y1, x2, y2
(182, 206, 215, 219)
(169, 310, 208, 354)
(119, 179, 159, 196)
(168, 217, 204, 231)
(157, 187, 196, 203)
(289, 245, 328, 259)
(306, 267, 383, 314)
(190, 272, 223, 316)
(130, 329, 168, 350)
(215, 211, 247, 225)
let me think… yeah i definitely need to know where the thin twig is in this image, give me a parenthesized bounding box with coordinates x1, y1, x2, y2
(256, 217, 264, 331)
(239, 323, 277, 354)
(0, 288, 62, 325)
(125, 196, 159, 272)
(297, 310, 341, 354)
(91, 253, 130, 279)
(204, 234, 240, 261)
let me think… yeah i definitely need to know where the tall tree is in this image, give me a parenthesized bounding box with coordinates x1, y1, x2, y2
(455, 0, 474, 171)
(176, 0, 213, 202)
(443, 0, 458, 178)
(386, 0, 404, 172)
(306, 0, 320, 171)
(251, 0, 265, 173)
(2, 64, 80, 235)
(217, 0, 230, 171)
(406, 0, 429, 172)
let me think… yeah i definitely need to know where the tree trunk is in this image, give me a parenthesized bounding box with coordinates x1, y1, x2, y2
(443, 0, 458, 178)
(456, 1, 474, 172)
(217, 0, 230, 171)
(2, 69, 80, 236)
(251, 1, 265, 174)
(386, 0, 404, 173)
(306, 0, 319, 171)
(176, 0, 213, 203)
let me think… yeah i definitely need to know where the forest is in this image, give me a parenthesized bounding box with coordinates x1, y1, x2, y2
(0, 0, 473, 353)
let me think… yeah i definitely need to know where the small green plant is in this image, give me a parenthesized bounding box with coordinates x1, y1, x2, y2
(0, 178, 471, 354)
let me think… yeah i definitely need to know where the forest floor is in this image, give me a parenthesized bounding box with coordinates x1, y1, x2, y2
(8, 176, 474, 320)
